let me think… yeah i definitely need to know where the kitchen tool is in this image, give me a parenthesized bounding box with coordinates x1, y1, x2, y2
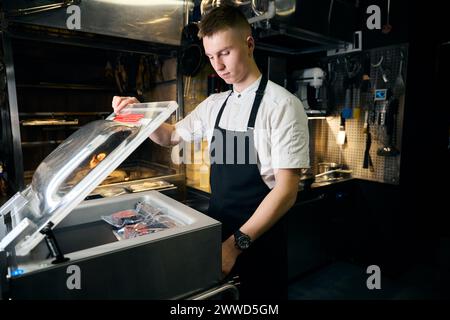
(126, 180, 174, 193)
(377, 97, 400, 156)
(0, 101, 179, 256)
(315, 162, 352, 183)
(363, 110, 374, 171)
(326, 60, 337, 113)
(180, 23, 205, 77)
(371, 56, 389, 83)
(353, 87, 361, 120)
(136, 56, 145, 97)
(382, 0, 392, 34)
(293, 67, 326, 115)
(379, 100, 387, 126)
(336, 113, 346, 145)
(114, 55, 128, 93)
(316, 168, 352, 178)
(317, 162, 342, 174)
(342, 88, 353, 119)
(379, 64, 389, 83)
(393, 52, 406, 98)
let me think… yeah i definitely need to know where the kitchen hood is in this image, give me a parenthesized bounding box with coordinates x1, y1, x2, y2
(200, 0, 358, 55)
(2, 0, 191, 46)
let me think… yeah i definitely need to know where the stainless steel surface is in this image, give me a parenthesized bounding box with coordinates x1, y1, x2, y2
(5, 1, 77, 16)
(3, 191, 221, 299)
(254, 26, 349, 56)
(0, 101, 178, 256)
(21, 119, 79, 126)
(2, 33, 24, 191)
(4, 0, 188, 46)
(190, 282, 239, 300)
(251, 0, 296, 17)
(317, 162, 342, 174)
(201, 0, 353, 54)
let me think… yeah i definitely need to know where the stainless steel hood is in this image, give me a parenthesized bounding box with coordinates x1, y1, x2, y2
(2, 0, 192, 46)
(200, 0, 358, 55)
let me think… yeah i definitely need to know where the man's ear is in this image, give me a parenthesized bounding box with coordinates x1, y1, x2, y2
(246, 36, 255, 56)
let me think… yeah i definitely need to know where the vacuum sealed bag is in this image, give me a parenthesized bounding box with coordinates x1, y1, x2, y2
(102, 201, 183, 240)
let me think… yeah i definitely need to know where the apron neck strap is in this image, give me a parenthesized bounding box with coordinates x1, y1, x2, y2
(247, 75, 268, 129)
(213, 75, 268, 129)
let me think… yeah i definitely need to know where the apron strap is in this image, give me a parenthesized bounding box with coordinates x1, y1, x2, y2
(247, 76, 268, 129)
(213, 75, 268, 130)
(213, 91, 233, 129)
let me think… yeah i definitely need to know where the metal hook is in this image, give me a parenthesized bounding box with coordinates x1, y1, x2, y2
(371, 56, 384, 68)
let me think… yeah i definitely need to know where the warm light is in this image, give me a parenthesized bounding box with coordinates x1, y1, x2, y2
(96, 0, 186, 6)
(136, 17, 171, 25)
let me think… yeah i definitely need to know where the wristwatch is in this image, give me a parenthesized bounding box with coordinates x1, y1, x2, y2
(234, 230, 252, 251)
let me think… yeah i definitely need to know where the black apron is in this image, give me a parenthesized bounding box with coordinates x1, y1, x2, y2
(208, 76, 287, 300)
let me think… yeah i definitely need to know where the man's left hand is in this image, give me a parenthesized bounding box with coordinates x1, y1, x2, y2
(221, 236, 241, 278)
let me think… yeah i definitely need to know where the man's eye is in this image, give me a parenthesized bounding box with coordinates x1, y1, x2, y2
(208, 56, 214, 60)
(221, 51, 230, 56)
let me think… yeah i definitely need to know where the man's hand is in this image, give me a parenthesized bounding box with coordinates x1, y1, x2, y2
(112, 96, 140, 114)
(221, 235, 241, 278)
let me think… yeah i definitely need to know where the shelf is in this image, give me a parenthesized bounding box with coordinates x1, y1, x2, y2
(19, 112, 110, 117)
(17, 83, 117, 91)
(22, 119, 79, 126)
(255, 24, 350, 56)
(16, 79, 177, 91)
(21, 140, 64, 147)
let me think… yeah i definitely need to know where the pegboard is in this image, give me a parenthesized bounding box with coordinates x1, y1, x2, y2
(309, 44, 408, 185)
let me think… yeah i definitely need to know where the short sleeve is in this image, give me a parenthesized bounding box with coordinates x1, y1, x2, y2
(270, 97, 310, 169)
(175, 98, 210, 142)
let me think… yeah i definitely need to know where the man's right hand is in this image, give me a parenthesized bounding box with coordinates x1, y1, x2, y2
(112, 95, 179, 147)
(112, 96, 140, 114)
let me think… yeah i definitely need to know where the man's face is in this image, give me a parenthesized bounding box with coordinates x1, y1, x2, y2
(203, 28, 253, 85)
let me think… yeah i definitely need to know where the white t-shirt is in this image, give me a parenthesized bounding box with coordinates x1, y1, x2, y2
(175, 76, 310, 189)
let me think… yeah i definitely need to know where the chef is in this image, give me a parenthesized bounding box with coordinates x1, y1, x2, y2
(113, 5, 309, 299)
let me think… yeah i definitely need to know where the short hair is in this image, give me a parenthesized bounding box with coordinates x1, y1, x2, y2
(198, 5, 251, 39)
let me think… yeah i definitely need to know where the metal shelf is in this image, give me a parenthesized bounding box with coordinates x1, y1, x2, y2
(19, 112, 110, 117)
(21, 140, 64, 147)
(17, 83, 117, 91)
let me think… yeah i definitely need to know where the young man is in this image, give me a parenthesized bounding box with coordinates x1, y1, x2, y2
(113, 6, 309, 299)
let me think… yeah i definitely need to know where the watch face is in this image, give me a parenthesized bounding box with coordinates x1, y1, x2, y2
(236, 234, 251, 250)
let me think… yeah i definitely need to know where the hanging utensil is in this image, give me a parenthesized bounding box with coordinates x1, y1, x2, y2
(377, 97, 400, 156)
(393, 51, 406, 97)
(180, 23, 205, 77)
(336, 113, 346, 146)
(363, 116, 374, 171)
(353, 86, 361, 120)
(371, 56, 389, 83)
(382, 0, 392, 34)
(342, 87, 353, 119)
(136, 56, 145, 97)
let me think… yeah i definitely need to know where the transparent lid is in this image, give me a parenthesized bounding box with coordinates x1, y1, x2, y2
(0, 101, 178, 256)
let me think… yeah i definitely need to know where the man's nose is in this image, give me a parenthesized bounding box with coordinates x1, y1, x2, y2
(212, 58, 225, 71)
